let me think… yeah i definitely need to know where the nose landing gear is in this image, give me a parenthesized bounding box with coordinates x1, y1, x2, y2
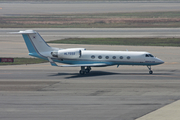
(147, 66, 153, 74)
(79, 66, 91, 75)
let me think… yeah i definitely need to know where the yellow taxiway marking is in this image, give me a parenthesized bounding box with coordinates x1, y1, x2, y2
(136, 100, 180, 120)
(0, 52, 26, 55)
(165, 62, 179, 65)
(158, 75, 180, 79)
(0, 73, 11, 74)
(0, 42, 24, 44)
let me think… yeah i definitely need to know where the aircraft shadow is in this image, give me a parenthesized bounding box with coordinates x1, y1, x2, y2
(48, 71, 172, 79)
(66, 71, 119, 79)
(48, 71, 118, 79)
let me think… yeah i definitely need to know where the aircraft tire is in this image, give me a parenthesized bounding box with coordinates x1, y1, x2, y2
(149, 70, 153, 74)
(85, 69, 90, 73)
(79, 70, 86, 75)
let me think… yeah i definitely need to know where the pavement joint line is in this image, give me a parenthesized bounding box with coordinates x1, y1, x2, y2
(136, 100, 180, 120)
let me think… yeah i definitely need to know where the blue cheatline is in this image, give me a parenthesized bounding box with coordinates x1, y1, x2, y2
(22, 34, 37, 53)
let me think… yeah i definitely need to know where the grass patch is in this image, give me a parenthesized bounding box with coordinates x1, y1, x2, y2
(0, 58, 48, 66)
(48, 38, 180, 47)
(5, 11, 180, 18)
(1, 11, 180, 28)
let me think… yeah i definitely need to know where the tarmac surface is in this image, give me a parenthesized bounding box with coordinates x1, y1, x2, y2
(1, 1, 180, 15)
(0, 60, 180, 120)
(1, 28, 180, 41)
(1, 1, 180, 119)
(1, 28, 180, 58)
(0, 28, 180, 120)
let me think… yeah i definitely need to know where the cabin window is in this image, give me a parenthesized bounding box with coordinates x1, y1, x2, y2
(91, 55, 95, 59)
(98, 56, 102, 59)
(112, 56, 116, 59)
(105, 56, 109, 59)
(127, 56, 130, 59)
(120, 56, 123, 59)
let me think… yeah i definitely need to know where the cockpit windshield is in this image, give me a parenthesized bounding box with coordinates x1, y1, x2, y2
(145, 54, 154, 57)
(149, 54, 154, 57)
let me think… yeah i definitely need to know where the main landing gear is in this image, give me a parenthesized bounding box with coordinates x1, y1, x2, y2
(147, 66, 153, 74)
(79, 66, 91, 75)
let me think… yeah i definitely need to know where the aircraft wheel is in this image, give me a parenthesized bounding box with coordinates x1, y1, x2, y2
(79, 70, 86, 75)
(149, 70, 153, 74)
(87, 67, 91, 70)
(85, 69, 90, 73)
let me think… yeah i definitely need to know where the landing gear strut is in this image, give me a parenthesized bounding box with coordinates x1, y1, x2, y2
(147, 66, 153, 74)
(79, 66, 91, 75)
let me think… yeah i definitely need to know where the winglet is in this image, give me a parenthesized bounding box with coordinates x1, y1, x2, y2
(47, 57, 58, 66)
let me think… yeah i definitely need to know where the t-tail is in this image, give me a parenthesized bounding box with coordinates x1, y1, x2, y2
(13, 30, 59, 60)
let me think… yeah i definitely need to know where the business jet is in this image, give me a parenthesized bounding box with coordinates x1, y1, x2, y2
(13, 30, 164, 75)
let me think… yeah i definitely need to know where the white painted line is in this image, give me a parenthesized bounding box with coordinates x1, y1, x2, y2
(136, 100, 180, 120)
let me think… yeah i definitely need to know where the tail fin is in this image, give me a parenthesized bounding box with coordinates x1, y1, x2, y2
(14, 30, 58, 59)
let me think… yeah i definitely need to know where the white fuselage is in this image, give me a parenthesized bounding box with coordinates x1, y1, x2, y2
(52, 49, 164, 66)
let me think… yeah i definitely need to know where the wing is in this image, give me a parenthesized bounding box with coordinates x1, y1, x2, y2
(59, 63, 108, 67)
(47, 57, 109, 67)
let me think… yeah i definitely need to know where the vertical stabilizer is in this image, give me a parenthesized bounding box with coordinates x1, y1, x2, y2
(15, 30, 58, 59)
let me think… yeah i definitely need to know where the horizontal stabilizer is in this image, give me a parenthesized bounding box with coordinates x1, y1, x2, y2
(10, 30, 36, 34)
(47, 57, 58, 66)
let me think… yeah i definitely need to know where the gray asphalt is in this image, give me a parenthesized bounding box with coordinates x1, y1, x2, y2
(1, 1, 180, 15)
(0, 62, 180, 120)
(0, 34, 180, 120)
(1, 1, 180, 119)
(1, 28, 180, 42)
(1, 28, 180, 58)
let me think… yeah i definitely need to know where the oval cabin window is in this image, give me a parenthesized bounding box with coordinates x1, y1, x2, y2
(112, 56, 116, 59)
(98, 56, 102, 59)
(91, 55, 95, 59)
(105, 56, 109, 59)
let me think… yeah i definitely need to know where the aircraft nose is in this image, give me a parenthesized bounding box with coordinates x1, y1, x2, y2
(156, 58, 164, 64)
(159, 59, 164, 64)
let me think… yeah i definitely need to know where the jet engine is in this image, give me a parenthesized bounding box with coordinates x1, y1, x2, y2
(51, 48, 85, 59)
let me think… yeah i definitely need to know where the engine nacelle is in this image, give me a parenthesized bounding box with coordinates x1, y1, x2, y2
(51, 48, 85, 59)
